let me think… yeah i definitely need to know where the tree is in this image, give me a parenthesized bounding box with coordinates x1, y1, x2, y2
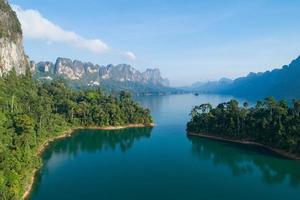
(0, 71, 153, 199)
(187, 97, 300, 154)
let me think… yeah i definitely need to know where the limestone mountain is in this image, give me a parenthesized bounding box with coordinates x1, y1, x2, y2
(0, 0, 29, 75)
(32, 57, 177, 94)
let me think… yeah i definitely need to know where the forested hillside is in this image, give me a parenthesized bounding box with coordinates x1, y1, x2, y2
(0, 69, 153, 199)
(189, 56, 300, 99)
(187, 97, 300, 155)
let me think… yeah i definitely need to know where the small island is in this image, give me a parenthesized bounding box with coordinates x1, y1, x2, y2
(187, 97, 300, 159)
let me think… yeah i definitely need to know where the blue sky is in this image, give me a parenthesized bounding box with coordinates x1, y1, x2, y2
(9, 0, 300, 86)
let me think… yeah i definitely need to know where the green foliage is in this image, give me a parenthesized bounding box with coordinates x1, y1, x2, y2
(0, 70, 152, 199)
(0, 0, 22, 41)
(187, 97, 300, 153)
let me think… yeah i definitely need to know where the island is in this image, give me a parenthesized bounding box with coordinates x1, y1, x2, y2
(186, 97, 300, 159)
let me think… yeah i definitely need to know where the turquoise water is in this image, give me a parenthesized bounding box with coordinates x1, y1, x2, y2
(30, 94, 300, 200)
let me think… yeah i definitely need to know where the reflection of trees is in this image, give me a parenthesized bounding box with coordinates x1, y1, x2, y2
(187, 135, 300, 187)
(43, 127, 153, 159)
(30, 128, 152, 198)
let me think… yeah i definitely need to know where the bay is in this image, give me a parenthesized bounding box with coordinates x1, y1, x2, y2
(30, 94, 300, 200)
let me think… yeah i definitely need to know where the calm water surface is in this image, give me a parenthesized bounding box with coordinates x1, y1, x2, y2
(30, 94, 300, 200)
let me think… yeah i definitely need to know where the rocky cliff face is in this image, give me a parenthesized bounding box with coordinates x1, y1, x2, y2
(54, 58, 85, 80)
(98, 64, 169, 85)
(142, 68, 170, 86)
(0, 0, 29, 75)
(33, 57, 170, 87)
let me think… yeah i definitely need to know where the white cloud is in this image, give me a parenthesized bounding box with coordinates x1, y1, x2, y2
(12, 5, 109, 54)
(124, 51, 136, 61)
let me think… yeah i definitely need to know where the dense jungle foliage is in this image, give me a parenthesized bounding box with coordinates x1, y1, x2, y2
(0, 69, 152, 199)
(0, 0, 22, 41)
(187, 97, 300, 153)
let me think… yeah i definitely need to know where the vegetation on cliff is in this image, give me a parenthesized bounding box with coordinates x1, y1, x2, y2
(0, 69, 153, 199)
(0, 0, 22, 42)
(187, 97, 300, 154)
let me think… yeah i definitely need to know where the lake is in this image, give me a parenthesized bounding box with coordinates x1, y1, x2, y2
(30, 94, 300, 200)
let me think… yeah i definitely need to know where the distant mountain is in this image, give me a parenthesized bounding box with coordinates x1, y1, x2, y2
(182, 78, 233, 93)
(31, 57, 180, 94)
(188, 56, 300, 99)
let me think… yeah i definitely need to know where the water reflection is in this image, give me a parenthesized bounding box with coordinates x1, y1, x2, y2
(135, 95, 165, 112)
(31, 94, 300, 200)
(187, 135, 300, 187)
(43, 127, 153, 160)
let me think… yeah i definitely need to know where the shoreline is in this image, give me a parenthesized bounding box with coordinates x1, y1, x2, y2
(188, 132, 300, 160)
(22, 123, 154, 200)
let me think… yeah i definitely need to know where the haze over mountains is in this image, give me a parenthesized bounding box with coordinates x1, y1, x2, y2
(187, 56, 300, 99)
(1, 0, 300, 99)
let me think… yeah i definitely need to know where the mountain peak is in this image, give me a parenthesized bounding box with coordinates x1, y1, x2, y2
(33, 57, 170, 87)
(0, 0, 29, 75)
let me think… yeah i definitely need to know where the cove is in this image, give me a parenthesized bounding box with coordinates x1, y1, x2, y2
(29, 94, 300, 200)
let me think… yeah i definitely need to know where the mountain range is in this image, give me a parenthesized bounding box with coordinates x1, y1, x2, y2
(187, 56, 300, 99)
(31, 58, 180, 94)
(0, 0, 177, 95)
(2, 0, 300, 99)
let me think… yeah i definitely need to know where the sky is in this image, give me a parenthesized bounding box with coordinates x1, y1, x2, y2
(9, 0, 300, 86)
